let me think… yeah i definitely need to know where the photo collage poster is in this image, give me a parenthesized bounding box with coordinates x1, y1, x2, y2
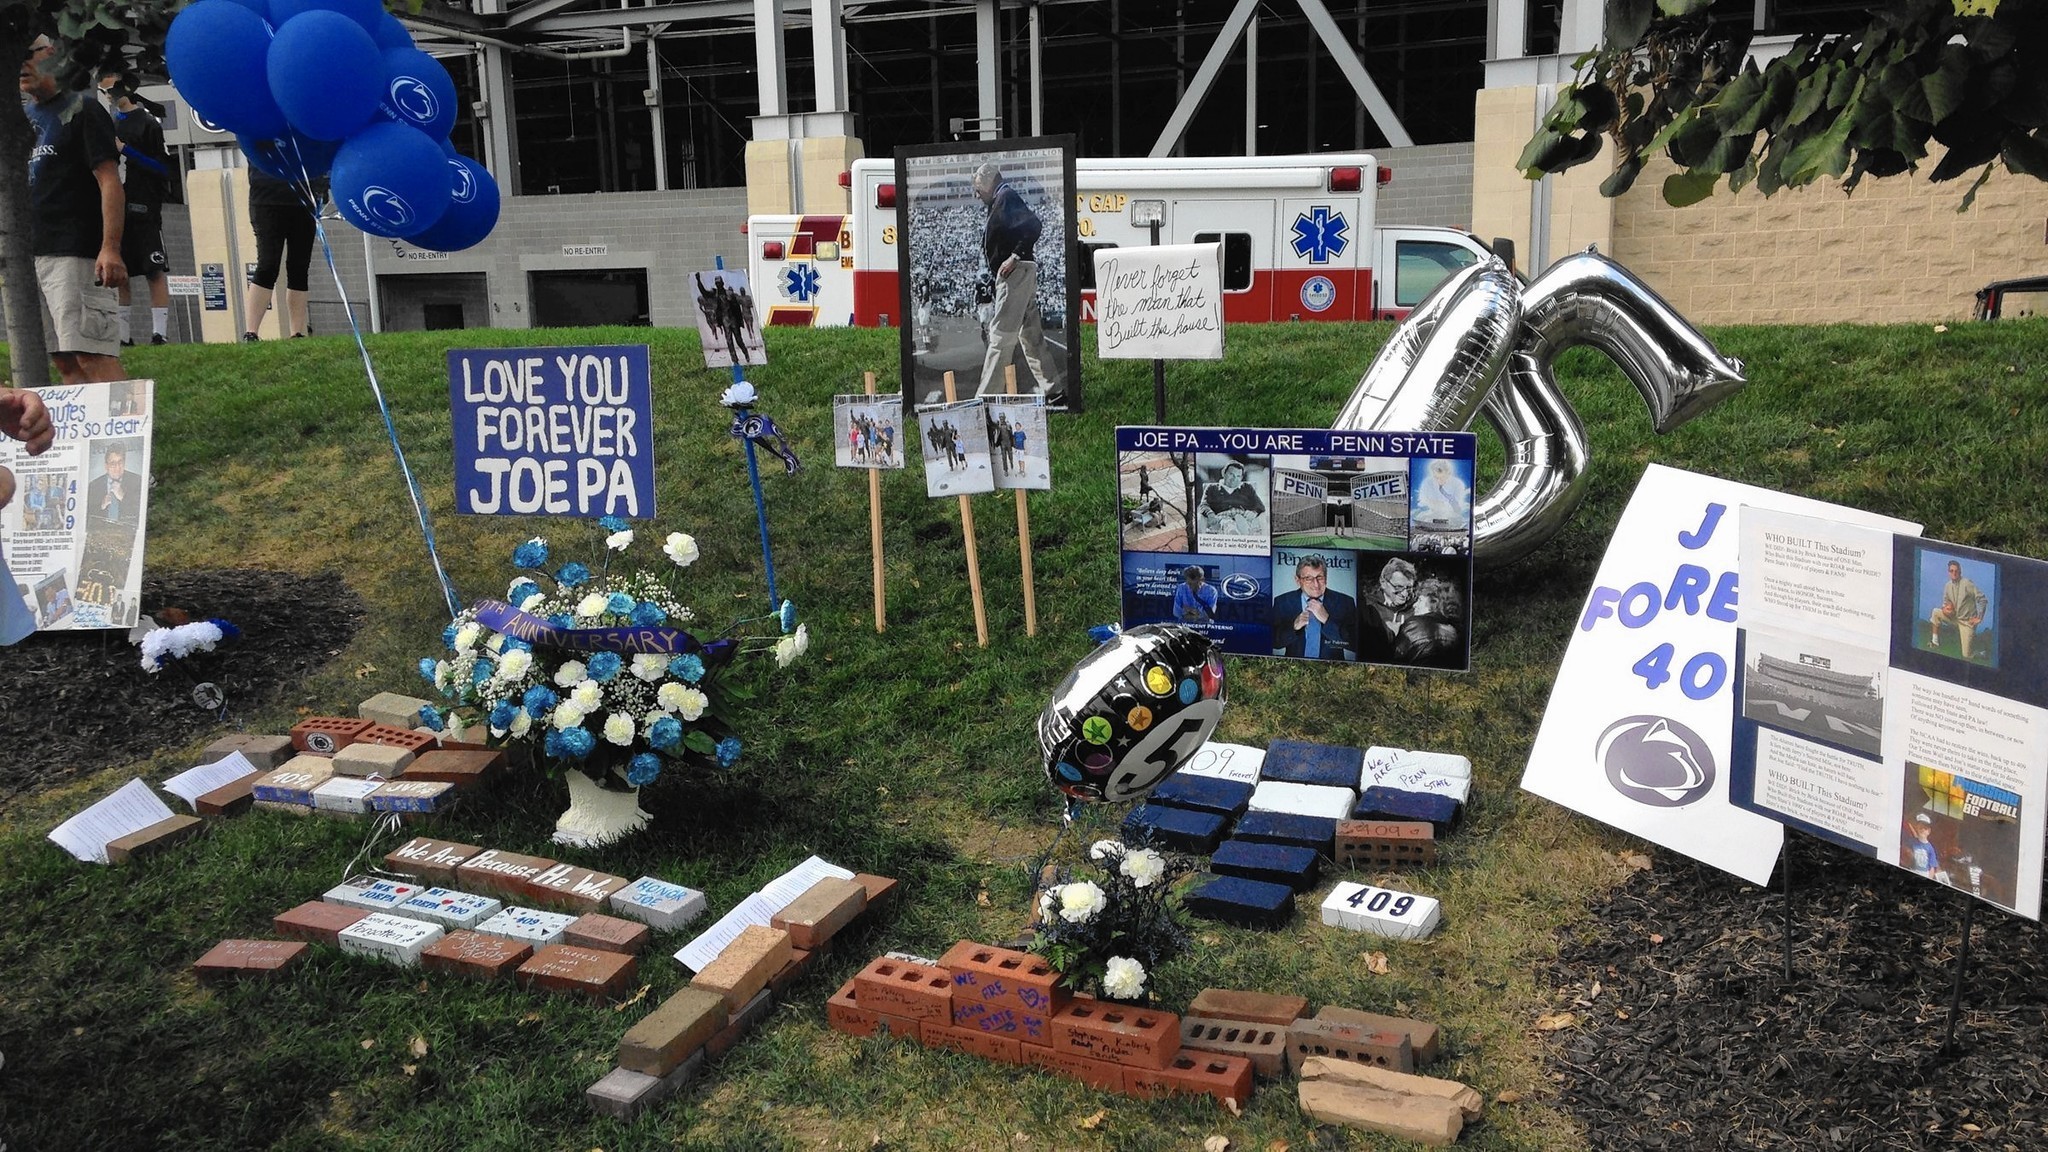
(1116, 426, 1476, 670)
(0, 380, 155, 632)
(1730, 506, 2048, 918)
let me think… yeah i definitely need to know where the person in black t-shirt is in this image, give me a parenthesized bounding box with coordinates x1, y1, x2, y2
(243, 168, 323, 340)
(21, 35, 126, 384)
(101, 79, 173, 346)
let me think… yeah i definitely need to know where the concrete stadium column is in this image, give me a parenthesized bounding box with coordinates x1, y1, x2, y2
(812, 0, 847, 113)
(746, 0, 796, 214)
(976, 0, 999, 138)
(1488, 0, 1528, 59)
(477, 44, 519, 192)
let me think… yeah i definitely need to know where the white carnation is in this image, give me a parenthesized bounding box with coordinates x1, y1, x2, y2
(509, 711, 532, 738)
(1057, 881, 1106, 924)
(656, 682, 689, 712)
(1120, 848, 1166, 888)
(551, 701, 587, 730)
(497, 649, 533, 681)
(571, 680, 603, 710)
(630, 653, 668, 682)
(433, 659, 452, 689)
(1101, 956, 1147, 1000)
(1089, 839, 1123, 863)
(606, 529, 634, 551)
(670, 685, 708, 721)
(663, 532, 700, 567)
(773, 623, 811, 668)
(554, 660, 587, 687)
(518, 592, 546, 612)
(453, 623, 482, 652)
(576, 593, 607, 620)
(603, 713, 636, 745)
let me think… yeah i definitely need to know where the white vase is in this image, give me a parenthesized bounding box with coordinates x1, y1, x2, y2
(552, 769, 650, 849)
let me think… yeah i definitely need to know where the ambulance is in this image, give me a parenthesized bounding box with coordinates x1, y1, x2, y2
(746, 153, 1496, 329)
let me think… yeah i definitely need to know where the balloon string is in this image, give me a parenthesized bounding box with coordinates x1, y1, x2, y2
(292, 153, 462, 620)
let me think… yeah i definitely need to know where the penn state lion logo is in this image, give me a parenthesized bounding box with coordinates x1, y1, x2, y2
(388, 76, 439, 126)
(1597, 715, 1715, 807)
(359, 185, 415, 230)
(448, 161, 476, 205)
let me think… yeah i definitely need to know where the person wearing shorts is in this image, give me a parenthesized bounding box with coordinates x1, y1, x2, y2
(107, 82, 173, 346)
(22, 35, 127, 384)
(243, 168, 320, 340)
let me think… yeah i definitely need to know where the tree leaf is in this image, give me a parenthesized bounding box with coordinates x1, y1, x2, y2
(1599, 155, 1647, 197)
(1605, 0, 1656, 48)
(1662, 169, 1721, 207)
(2002, 129, 2048, 178)
(683, 729, 716, 754)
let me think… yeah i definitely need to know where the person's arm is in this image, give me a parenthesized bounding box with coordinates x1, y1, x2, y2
(93, 159, 126, 288)
(0, 389, 55, 455)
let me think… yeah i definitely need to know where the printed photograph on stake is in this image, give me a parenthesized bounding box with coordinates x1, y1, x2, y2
(1741, 630, 1887, 758)
(832, 394, 906, 469)
(690, 269, 766, 368)
(1269, 453, 1410, 551)
(915, 397, 995, 497)
(1120, 451, 1192, 553)
(894, 137, 1079, 411)
(983, 395, 1049, 490)
(1194, 454, 1270, 555)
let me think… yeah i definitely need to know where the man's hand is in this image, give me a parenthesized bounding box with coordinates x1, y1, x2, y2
(96, 246, 127, 289)
(0, 389, 55, 455)
(1000, 255, 1017, 278)
(1306, 597, 1329, 624)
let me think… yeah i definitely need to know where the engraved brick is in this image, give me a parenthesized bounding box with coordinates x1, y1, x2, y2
(1179, 1016, 1289, 1077)
(391, 887, 502, 930)
(923, 1020, 1023, 1064)
(1122, 1051, 1254, 1107)
(338, 912, 443, 966)
(368, 779, 458, 815)
(518, 943, 636, 1000)
(950, 997, 1056, 1046)
(1314, 1006, 1441, 1066)
(331, 741, 414, 779)
(252, 757, 335, 805)
(382, 837, 483, 886)
(1022, 1042, 1124, 1091)
(1296, 1079, 1463, 1147)
(704, 987, 775, 1061)
(607, 876, 707, 930)
(851, 955, 954, 1022)
(358, 691, 431, 730)
(770, 876, 867, 950)
(200, 734, 294, 770)
(290, 716, 373, 755)
(690, 924, 792, 1014)
(420, 929, 533, 980)
(273, 899, 370, 945)
(105, 814, 202, 864)
(524, 863, 629, 913)
(192, 939, 309, 983)
(1286, 1018, 1413, 1075)
(324, 875, 424, 913)
(456, 848, 558, 898)
(1335, 819, 1438, 871)
(620, 986, 728, 1076)
(310, 777, 383, 815)
(402, 748, 506, 788)
(476, 906, 575, 947)
(585, 1051, 704, 1122)
(938, 941, 1068, 1025)
(1187, 989, 1309, 1027)
(1047, 1000, 1180, 1069)
(195, 774, 257, 817)
(563, 913, 651, 955)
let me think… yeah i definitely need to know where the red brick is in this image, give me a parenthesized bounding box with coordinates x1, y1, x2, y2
(938, 941, 1068, 1021)
(690, 925, 792, 1014)
(619, 986, 727, 1076)
(420, 929, 532, 980)
(1313, 1006, 1442, 1065)
(273, 900, 371, 946)
(523, 863, 629, 913)
(950, 997, 1055, 1046)
(106, 815, 203, 864)
(854, 873, 899, 914)
(1179, 1015, 1290, 1078)
(402, 748, 506, 788)
(1122, 1051, 1254, 1107)
(1335, 819, 1438, 870)
(826, 977, 881, 1038)
(1286, 1018, 1413, 1075)
(192, 939, 309, 983)
(195, 775, 257, 817)
(455, 848, 557, 898)
(289, 716, 373, 754)
(1186, 988, 1309, 1027)
(770, 877, 867, 950)
(1022, 1043, 1124, 1092)
(382, 837, 484, 886)
(562, 913, 651, 956)
(768, 946, 825, 999)
(851, 955, 953, 1022)
(1048, 1000, 1180, 1069)
(517, 944, 636, 1000)
(922, 1020, 1023, 1064)
(352, 724, 436, 754)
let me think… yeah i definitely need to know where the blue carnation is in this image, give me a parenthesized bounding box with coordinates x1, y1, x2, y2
(606, 592, 636, 616)
(508, 580, 539, 606)
(543, 728, 566, 759)
(500, 636, 531, 654)
(548, 613, 574, 629)
(599, 515, 630, 533)
(631, 602, 668, 627)
(489, 702, 518, 731)
(778, 599, 797, 634)
(471, 659, 495, 685)
(513, 538, 549, 568)
(668, 653, 704, 683)
(418, 657, 439, 684)
(716, 736, 742, 767)
(647, 716, 683, 751)
(419, 705, 445, 732)
(557, 562, 592, 589)
(586, 651, 623, 682)
(522, 684, 558, 717)
(208, 618, 242, 640)
(627, 752, 662, 787)
(441, 622, 460, 648)
(558, 727, 595, 758)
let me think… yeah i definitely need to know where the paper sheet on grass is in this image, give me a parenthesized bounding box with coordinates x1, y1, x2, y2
(673, 855, 854, 971)
(48, 778, 175, 864)
(161, 752, 259, 810)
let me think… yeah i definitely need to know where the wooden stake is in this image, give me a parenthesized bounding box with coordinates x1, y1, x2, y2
(943, 370, 989, 647)
(1006, 365, 1038, 637)
(865, 371, 886, 633)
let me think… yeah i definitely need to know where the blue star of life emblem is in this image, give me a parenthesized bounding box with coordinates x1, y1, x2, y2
(782, 263, 820, 302)
(1290, 206, 1349, 264)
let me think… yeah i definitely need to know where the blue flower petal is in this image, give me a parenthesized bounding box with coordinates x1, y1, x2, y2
(627, 752, 662, 787)
(716, 736, 742, 767)
(586, 651, 623, 682)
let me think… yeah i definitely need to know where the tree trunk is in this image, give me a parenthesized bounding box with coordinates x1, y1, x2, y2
(0, 26, 52, 387)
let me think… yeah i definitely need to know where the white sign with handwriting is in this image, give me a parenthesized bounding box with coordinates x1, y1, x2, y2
(1092, 243, 1224, 361)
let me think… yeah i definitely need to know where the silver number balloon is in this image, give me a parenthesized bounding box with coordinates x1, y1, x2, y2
(1333, 258, 1523, 435)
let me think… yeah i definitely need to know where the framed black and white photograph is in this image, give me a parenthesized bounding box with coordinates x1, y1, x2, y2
(690, 269, 766, 368)
(894, 136, 1079, 412)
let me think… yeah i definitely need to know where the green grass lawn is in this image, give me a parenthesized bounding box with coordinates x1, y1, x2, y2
(1, 317, 2043, 1151)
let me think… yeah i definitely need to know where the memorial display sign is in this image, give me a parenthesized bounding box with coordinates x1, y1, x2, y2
(0, 380, 154, 631)
(448, 346, 654, 518)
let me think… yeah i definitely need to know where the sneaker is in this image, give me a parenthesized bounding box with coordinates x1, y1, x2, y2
(120, 338, 135, 347)
(291, 332, 306, 339)
(242, 332, 258, 342)
(150, 333, 168, 345)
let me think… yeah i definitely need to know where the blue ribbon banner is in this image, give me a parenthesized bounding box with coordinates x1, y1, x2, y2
(472, 598, 737, 660)
(449, 345, 656, 518)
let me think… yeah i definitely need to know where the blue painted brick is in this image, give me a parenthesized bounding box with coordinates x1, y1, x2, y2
(1184, 875, 1295, 929)
(1259, 740, 1366, 789)
(1121, 804, 1228, 855)
(1232, 811, 1337, 857)
(1353, 787, 1461, 834)
(1211, 839, 1320, 891)
(1149, 773, 1254, 819)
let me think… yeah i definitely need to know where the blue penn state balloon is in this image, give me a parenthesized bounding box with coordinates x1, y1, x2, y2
(165, 1, 287, 140)
(271, 0, 383, 34)
(380, 47, 457, 139)
(330, 121, 452, 238)
(242, 132, 341, 183)
(370, 12, 413, 51)
(403, 157, 500, 252)
(268, 11, 383, 141)
(219, 0, 274, 23)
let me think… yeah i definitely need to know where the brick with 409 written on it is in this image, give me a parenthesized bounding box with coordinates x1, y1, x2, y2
(420, 929, 531, 980)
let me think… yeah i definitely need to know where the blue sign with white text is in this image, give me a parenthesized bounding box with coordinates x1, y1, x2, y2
(449, 345, 655, 518)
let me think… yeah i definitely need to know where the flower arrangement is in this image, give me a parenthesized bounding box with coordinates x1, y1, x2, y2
(139, 618, 239, 673)
(1031, 838, 1196, 1003)
(416, 518, 806, 845)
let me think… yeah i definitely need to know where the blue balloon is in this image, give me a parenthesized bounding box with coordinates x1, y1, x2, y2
(268, 11, 383, 141)
(242, 132, 341, 183)
(380, 48, 457, 139)
(220, 0, 274, 24)
(330, 121, 452, 238)
(271, 0, 383, 34)
(166, 1, 287, 140)
(403, 157, 499, 252)
(370, 12, 413, 51)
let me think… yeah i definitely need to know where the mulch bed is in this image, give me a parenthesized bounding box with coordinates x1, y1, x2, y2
(0, 569, 362, 803)
(1541, 838, 2048, 1151)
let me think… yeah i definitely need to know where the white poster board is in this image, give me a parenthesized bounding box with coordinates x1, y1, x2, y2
(1091, 242, 1225, 360)
(1519, 465, 1919, 885)
(0, 380, 154, 632)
